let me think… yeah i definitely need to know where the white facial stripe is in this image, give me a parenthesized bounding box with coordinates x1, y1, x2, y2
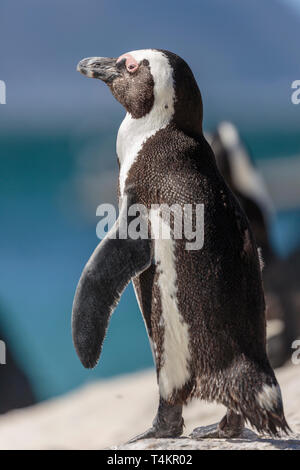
(129, 49, 175, 113)
(117, 49, 175, 197)
(150, 209, 191, 400)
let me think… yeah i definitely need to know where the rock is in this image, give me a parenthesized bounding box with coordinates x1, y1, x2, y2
(0, 363, 299, 449)
(114, 431, 300, 450)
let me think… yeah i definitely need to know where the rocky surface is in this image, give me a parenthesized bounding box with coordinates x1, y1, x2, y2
(0, 364, 299, 449)
(115, 427, 300, 451)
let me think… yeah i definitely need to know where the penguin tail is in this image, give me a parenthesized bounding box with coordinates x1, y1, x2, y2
(237, 375, 291, 436)
(249, 382, 291, 436)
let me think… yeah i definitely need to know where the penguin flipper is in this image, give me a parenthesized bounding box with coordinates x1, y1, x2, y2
(72, 195, 152, 369)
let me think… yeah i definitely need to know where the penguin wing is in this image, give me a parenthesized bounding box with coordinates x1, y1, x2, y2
(72, 194, 152, 368)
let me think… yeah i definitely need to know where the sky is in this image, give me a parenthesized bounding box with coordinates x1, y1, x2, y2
(284, 0, 300, 14)
(1, 0, 300, 132)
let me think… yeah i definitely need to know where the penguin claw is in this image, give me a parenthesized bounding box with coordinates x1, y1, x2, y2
(128, 425, 183, 443)
(190, 410, 247, 440)
(190, 420, 248, 440)
(127, 427, 159, 443)
(190, 424, 221, 439)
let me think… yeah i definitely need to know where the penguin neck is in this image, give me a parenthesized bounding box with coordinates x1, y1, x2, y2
(117, 104, 174, 196)
(118, 107, 172, 156)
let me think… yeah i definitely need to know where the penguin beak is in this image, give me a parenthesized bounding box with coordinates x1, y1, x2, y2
(77, 57, 120, 83)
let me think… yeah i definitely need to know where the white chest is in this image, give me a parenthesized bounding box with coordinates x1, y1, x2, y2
(117, 113, 159, 197)
(149, 208, 192, 400)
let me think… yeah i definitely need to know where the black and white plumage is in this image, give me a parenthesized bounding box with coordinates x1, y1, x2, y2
(73, 49, 289, 439)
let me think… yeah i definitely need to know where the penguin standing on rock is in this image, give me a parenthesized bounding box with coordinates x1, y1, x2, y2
(73, 49, 289, 440)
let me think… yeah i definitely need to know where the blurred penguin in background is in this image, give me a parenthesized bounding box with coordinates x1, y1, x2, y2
(209, 122, 274, 263)
(0, 303, 35, 412)
(209, 122, 296, 368)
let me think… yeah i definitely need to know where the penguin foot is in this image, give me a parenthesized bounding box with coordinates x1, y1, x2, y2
(128, 397, 184, 443)
(127, 423, 183, 444)
(190, 410, 245, 439)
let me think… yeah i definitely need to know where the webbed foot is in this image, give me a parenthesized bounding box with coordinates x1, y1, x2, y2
(128, 423, 183, 443)
(128, 397, 183, 443)
(190, 409, 245, 439)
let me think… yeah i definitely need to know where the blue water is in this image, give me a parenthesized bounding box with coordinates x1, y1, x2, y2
(0, 129, 299, 401)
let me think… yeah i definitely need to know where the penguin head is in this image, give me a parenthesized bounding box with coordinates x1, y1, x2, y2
(77, 49, 203, 136)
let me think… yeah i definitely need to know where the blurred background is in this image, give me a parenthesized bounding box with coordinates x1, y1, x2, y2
(0, 0, 300, 414)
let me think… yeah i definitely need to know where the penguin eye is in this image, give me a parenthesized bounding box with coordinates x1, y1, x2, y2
(116, 53, 139, 73)
(126, 62, 139, 73)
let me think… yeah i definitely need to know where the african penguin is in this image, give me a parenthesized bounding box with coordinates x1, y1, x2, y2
(73, 49, 289, 440)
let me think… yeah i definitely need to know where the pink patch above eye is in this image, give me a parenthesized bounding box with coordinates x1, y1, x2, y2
(117, 53, 139, 73)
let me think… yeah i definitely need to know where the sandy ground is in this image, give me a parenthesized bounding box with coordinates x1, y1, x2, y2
(0, 364, 299, 450)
